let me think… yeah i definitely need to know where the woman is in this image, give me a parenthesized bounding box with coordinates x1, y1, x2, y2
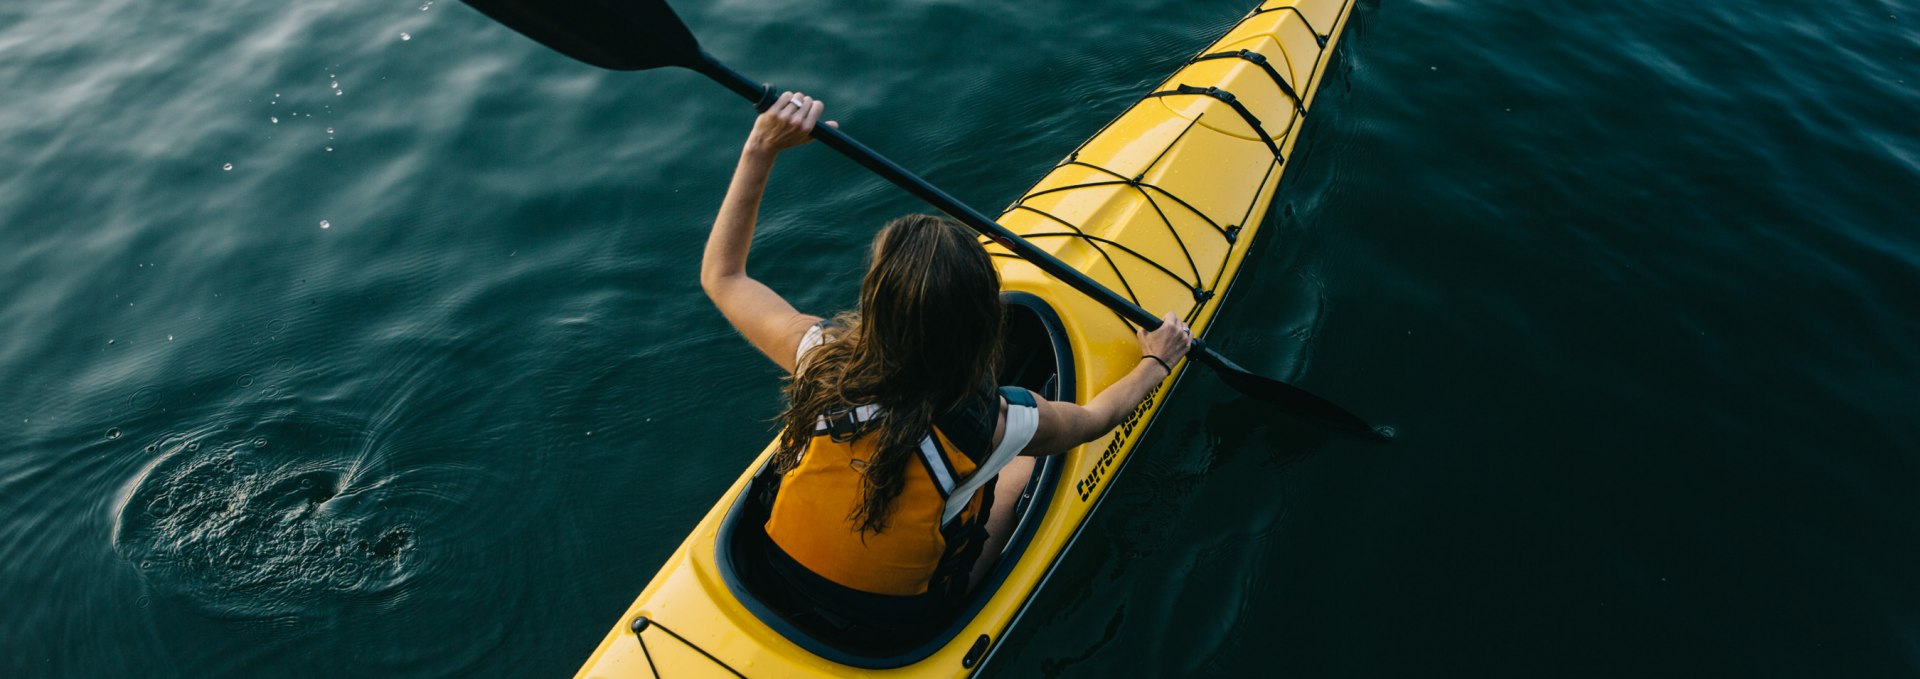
(701, 92, 1191, 643)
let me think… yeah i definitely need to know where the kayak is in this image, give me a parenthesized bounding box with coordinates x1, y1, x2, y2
(577, 0, 1355, 675)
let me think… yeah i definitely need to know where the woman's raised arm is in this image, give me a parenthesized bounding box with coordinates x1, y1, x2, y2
(700, 91, 837, 373)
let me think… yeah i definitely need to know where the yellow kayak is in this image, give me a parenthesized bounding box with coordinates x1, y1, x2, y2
(578, 0, 1355, 675)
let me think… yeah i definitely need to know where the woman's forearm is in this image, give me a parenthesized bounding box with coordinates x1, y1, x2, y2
(701, 148, 779, 289)
(1083, 359, 1169, 431)
(1026, 315, 1190, 455)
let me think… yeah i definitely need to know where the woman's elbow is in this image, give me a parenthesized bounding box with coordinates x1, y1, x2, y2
(699, 269, 737, 301)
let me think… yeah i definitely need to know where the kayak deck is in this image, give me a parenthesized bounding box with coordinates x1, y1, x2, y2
(578, 0, 1355, 676)
(992, 0, 1351, 348)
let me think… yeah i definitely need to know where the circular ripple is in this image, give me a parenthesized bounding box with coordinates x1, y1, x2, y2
(114, 415, 418, 618)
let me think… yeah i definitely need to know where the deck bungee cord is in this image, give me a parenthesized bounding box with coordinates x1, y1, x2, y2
(995, 0, 1349, 329)
(628, 616, 745, 678)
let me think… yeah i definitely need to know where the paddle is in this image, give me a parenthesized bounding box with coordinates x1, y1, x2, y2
(459, 0, 1389, 441)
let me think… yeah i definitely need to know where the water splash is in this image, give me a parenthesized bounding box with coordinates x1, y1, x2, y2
(113, 420, 419, 618)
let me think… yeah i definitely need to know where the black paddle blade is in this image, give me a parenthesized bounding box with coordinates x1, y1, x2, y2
(1196, 349, 1392, 442)
(461, 0, 701, 71)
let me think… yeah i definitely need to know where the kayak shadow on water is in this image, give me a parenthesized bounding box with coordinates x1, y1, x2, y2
(1003, 393, 1351, 676)
(1102, 393, 1340, 581)
(1199, 395, 1341, 474)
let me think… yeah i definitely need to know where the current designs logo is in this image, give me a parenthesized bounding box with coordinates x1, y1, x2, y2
(1073, 383, 1160, 502)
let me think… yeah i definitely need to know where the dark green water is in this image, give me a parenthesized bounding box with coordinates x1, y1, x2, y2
(4, 0, 1917, 676)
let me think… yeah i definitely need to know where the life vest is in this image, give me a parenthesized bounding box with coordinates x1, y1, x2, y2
(764, 325, 1039, 597)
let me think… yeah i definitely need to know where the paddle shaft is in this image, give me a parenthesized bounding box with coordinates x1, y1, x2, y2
(453, 0, 1383, 438)
(698, 56, 1217, 350)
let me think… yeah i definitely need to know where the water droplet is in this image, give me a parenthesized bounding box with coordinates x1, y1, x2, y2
(222, 162, 233, 171)
(107, 339, 115, 345)
(270, 116, 279, 123)
(400, 32, 411, 41)
(167, 335, 174, 341)
(330, 80, 338, 89)
(334, 90, 343, 96)
(186, 441, 199, 451)
(325, 127, 334, 134)
(238, 374, 255, 387)
(319, 220, 331, 229)
(421, 1, 432, 10)
(325, 147, 333, 152)
(107, 428, 122, 440)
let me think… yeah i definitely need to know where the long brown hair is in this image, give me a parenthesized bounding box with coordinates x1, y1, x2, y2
(773, 214, 1003, 534)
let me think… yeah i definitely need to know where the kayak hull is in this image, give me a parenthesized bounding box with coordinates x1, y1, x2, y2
(578, 0, 1356, 676)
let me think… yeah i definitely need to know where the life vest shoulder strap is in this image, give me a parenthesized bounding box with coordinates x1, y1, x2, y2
(941, 387, 1040, 525)
(813, 403, 881, 438)
(915, 434, 959, 498)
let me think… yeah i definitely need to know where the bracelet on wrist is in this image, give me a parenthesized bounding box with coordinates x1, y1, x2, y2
(1142, 354, 1172, 376)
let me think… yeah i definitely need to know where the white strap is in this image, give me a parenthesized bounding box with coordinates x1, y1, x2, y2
(814, 404, 881, 433)
(795, 323, 828, 362)
(919, 436, 957, 495)
(942, 397, 1039, 524)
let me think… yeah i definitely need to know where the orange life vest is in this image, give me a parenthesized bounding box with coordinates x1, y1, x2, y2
(766, 325, 1040, 598)
(764, 402, 994, 597)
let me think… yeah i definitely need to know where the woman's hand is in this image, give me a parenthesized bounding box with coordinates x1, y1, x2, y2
(744, 91, 838, 157)
(1137, 311, 1193, 370)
